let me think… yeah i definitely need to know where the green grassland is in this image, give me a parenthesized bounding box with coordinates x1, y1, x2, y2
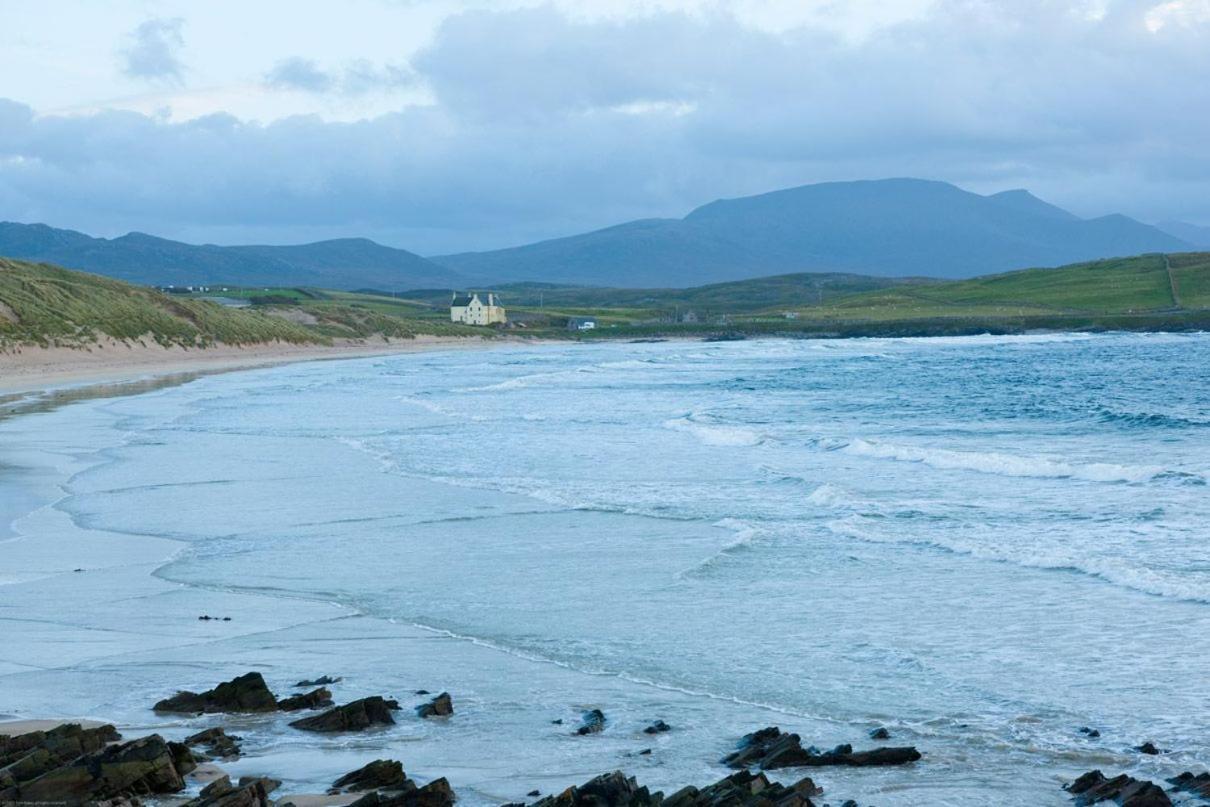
(4, 252, 1210, 350)
(0, 258, 483, 349)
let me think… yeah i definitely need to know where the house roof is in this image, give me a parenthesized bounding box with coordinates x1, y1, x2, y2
(451, 294, 474, 307)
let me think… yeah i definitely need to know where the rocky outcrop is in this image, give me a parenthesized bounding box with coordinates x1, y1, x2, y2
(289, 696, 400, 732)
(154, 672, 279, 714)
(333, 760, 408, 792)
(4, 734, 194, 804)
(1065, 770, 1172, 806)
(723, 727, 920, 769)
(185, 727, 242, 759)
(529, 769, 821, 807)
(278, 687, 334, 712)
(868, 727, 890, 740)
(1169, 772, 1210, 798)
(0, 722, 122, 786)
(416, 693, 453, 719)
(1134, 742, 1162, 755)
(643, 721, 671, 735)
(346, 777, 455, 807)
(296, 676, 341, 687)
(575, 709, 606, 736)
(183, 774, 272, 807)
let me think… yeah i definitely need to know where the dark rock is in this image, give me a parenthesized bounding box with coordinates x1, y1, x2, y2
(1168, 771, 1210, 798)
(528, 790, 542, 797)
(0, 722, 121, 774)
(12, 734, 189, 803)
(530, 769, 821, 807)
(184, 774, 271, 807)
(154, 672, 278, 714)
(278, 687, 334, 712)
(0, 723, 130, 802)
(185, 727, 242, 759)
(868, 727, 890, 740)
(415, 690, 431, 696)
(346, 778, 455, 807)
(238, 776, 281, 794)
(289, 696, 400, 732)
(639, 749, 652, 756)
(1065, 770, 1172, 806)
(551, 719, 564, 725)
(1079, 727, 1101, 738)
(333, 760, 407, 792)
(723, 727, 920, 769)
(575, 709, 606, 736)
(296, 676, 342, 687)
(643, 720, 672, 735)
(1134, 741, 1161, 755)
(416, 692, 453, 719)
(840, 801, 858, 807)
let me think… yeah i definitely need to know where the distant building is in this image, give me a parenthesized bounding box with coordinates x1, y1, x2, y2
(567, 316, 597, 331)
(451, 292, 506, 326)
(680, 310, 699, 324)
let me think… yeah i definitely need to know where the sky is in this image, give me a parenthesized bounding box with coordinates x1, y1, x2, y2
(1, 0, 1209, 253)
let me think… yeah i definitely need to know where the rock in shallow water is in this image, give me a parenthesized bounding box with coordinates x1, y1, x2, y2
(643, 720, 672, 735)
(723, 727, 920, 769)
(185, 727, 242, 759)
(295, 675, 341, 687)
(154, 672, 279, 714)
(1065, 770, 1171, 806)
(334, 759, 408, 792)
(278, 687, 334, 712)
(416, 692, 453, 719)
(529, 769, 821, 807)
(289, 696, 400, 732)
(575, 709, 606, 735)
(1169, 771, 1210, 798)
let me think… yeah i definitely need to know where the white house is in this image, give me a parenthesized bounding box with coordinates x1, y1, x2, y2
(567, 316, 597, 331)
(450, 292, 507, 326)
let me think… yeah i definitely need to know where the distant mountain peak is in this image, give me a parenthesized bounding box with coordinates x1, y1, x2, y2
(433, 177, 1190, 286)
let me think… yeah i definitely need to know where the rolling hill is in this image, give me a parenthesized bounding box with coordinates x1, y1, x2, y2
(0, 223, 464, 291)
(433, 179, 1191, 286)
(0, 258, 477, 348)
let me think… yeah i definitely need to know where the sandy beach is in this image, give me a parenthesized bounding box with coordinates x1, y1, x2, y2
(0, 335, 496, 397)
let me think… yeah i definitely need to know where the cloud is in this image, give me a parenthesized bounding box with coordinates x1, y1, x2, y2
(120, 18, 186, 82)
(264, 57, 415, 96)
(4, 2, 1210, 253)
(265, 57, 333, 93)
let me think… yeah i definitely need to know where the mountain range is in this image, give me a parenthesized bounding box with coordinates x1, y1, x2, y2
(434, 179, 1191, 285)
(0, 178, 1198, 289)
(0, 223, 461, 290)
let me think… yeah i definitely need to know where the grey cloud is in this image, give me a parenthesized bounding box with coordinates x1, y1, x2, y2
(120, 18, 186, 82)
(5, 2, 1210, 253)
(264, 57, 334, 93)
(264, 58, 415, 96)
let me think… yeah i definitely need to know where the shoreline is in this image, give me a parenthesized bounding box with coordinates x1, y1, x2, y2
(0, 334, 504, 397)
(1, 336, 1199, 806)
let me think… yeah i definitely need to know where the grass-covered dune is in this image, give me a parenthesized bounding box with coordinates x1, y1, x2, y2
(0, 258, 481, 349)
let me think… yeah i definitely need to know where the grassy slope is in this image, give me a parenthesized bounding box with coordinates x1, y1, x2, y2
(770, 253, 1210, 322)
(0, 258, 482, 349)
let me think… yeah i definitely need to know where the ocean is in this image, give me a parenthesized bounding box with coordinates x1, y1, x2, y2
(2, 333, 1209, 805)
